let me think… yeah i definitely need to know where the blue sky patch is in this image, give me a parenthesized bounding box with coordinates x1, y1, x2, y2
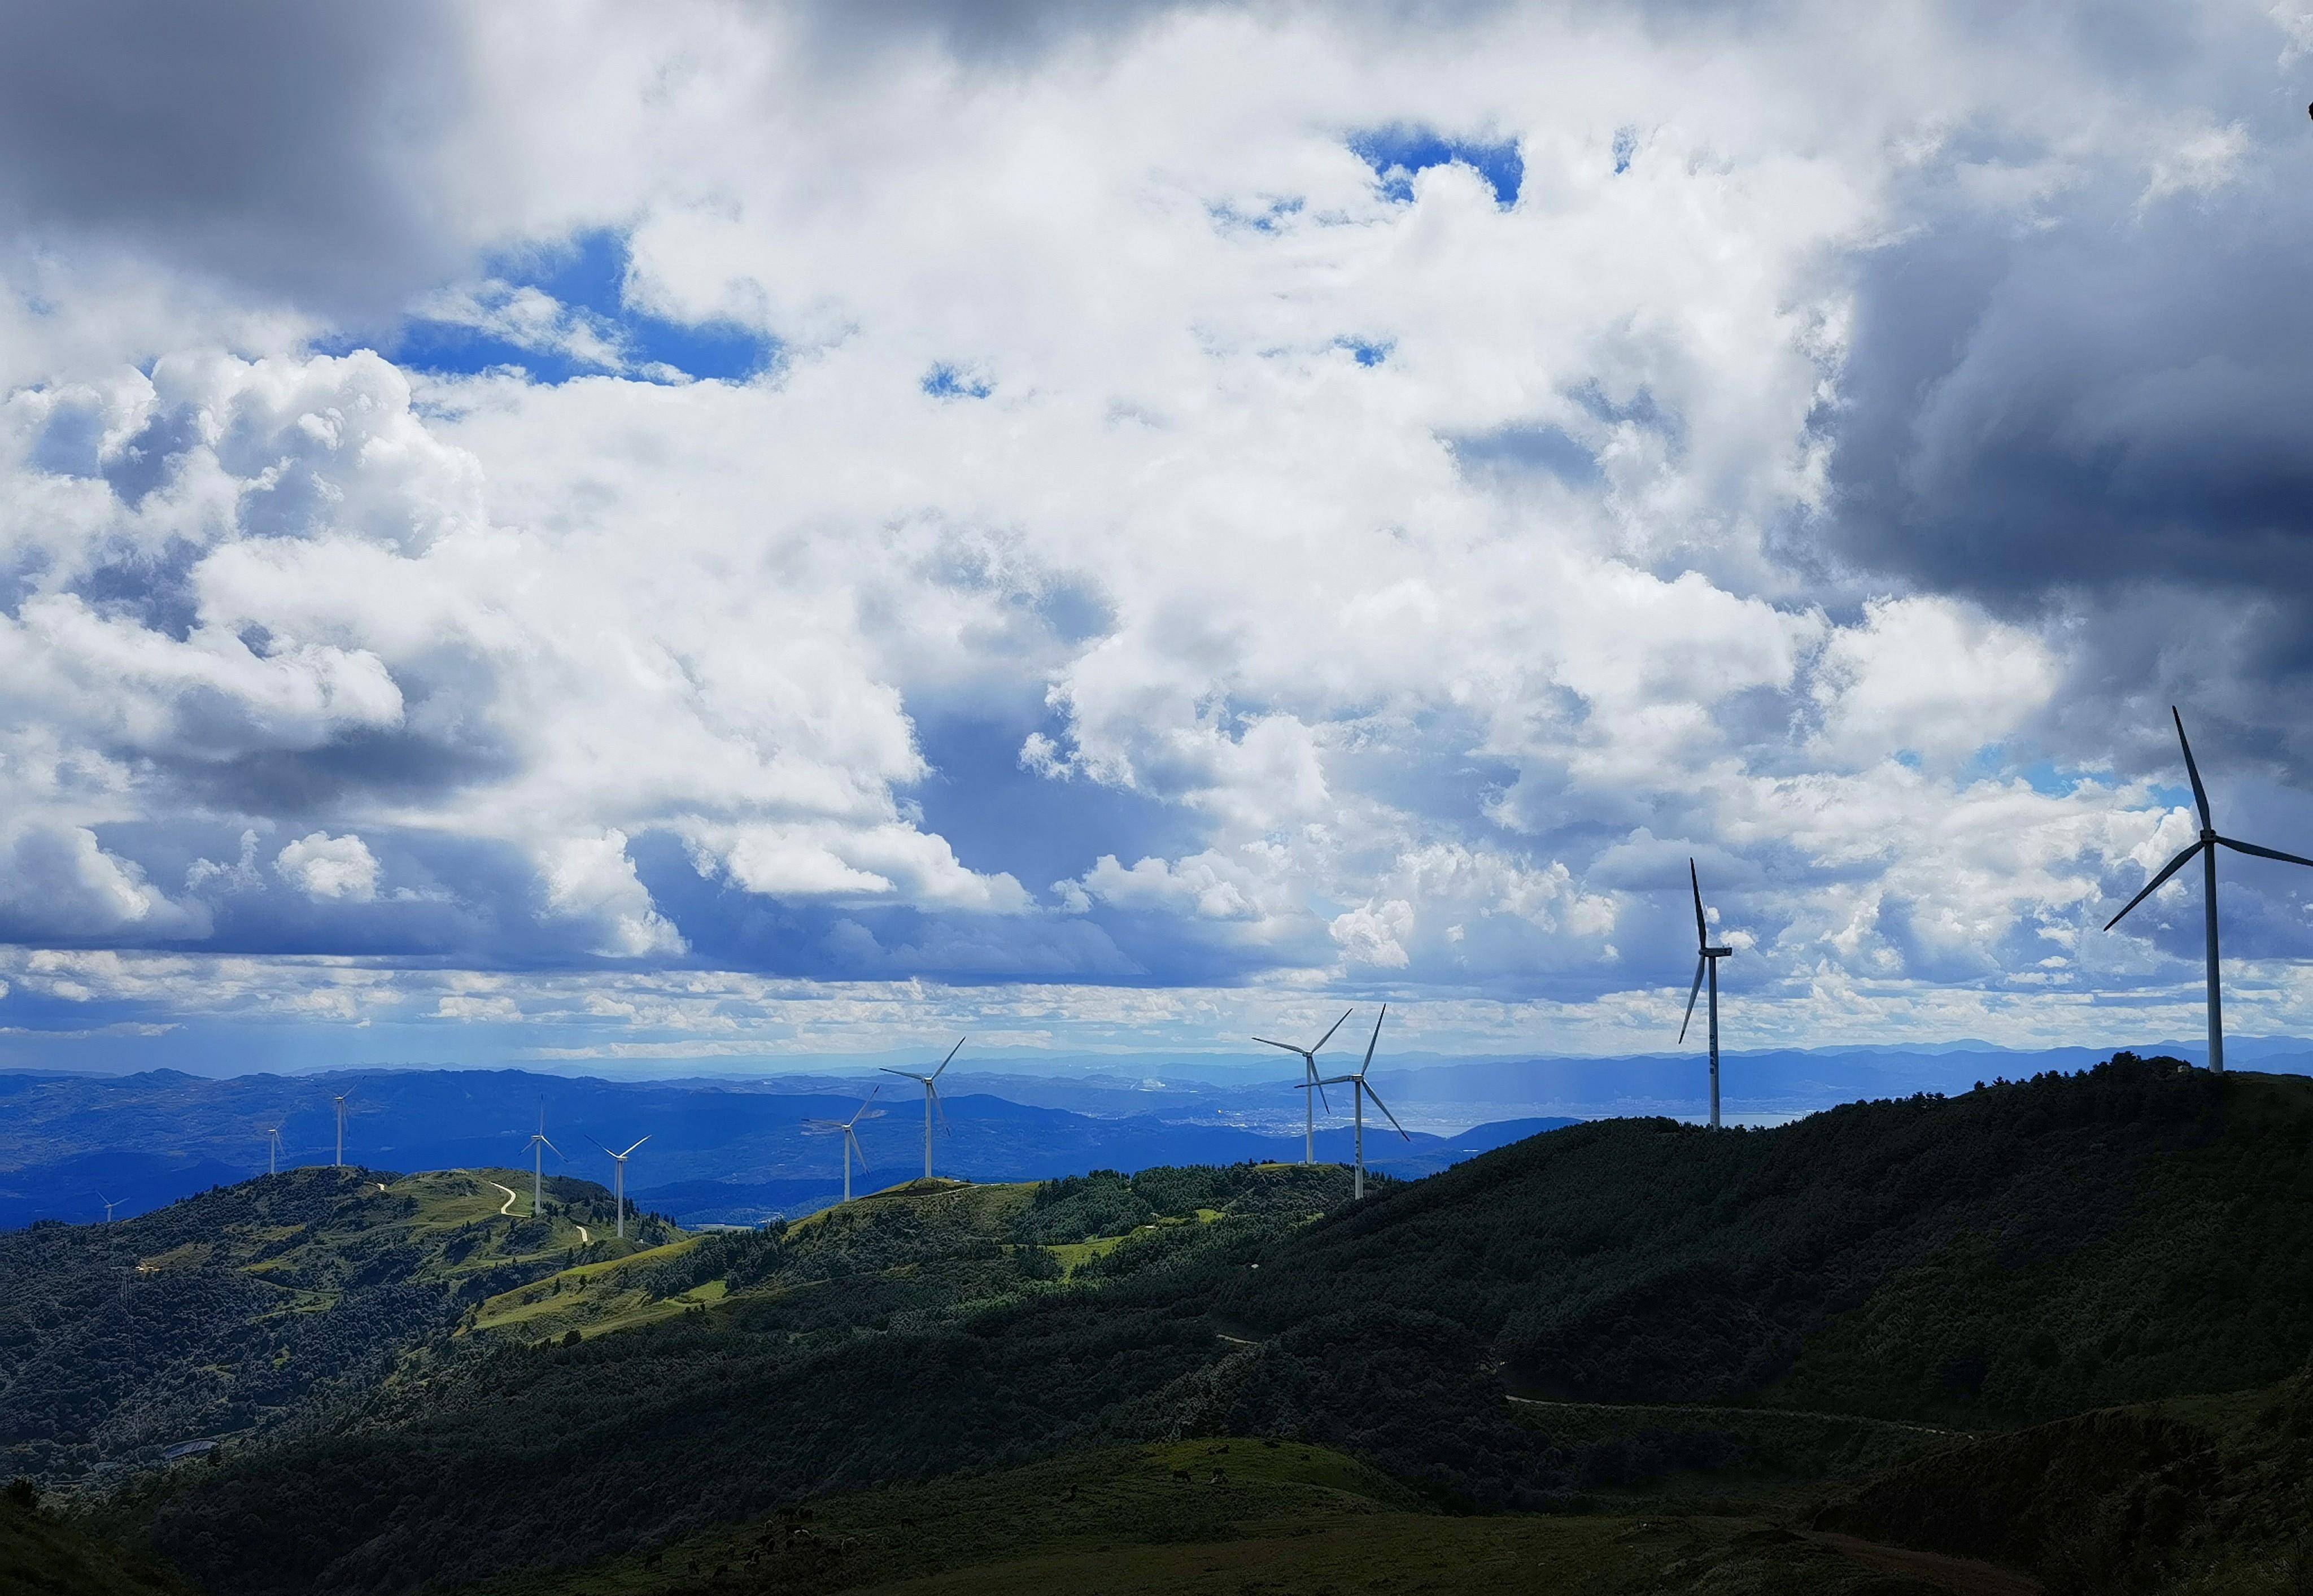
(1612, 127, 1638, 175)
(923, 363, 994, 399)
(1348, 125, 1522, 207)
(1338, 337, 1393, 368)
(371, 229, 775, 386)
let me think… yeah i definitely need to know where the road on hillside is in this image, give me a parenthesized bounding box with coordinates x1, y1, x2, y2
(487, 1181, 518, 1216)
(575, 1224, 591, 1243)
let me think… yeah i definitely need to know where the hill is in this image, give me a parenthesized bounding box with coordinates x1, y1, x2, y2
(61, 1056, 2313, 1596)
(1216, 1054, 2313, 1424)
(0, 1480, 195, 1596)
(0, 1065, 1576, 1227)
(0, 1164, 671, 1482)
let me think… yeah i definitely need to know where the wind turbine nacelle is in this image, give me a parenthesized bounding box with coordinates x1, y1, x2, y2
(1704, 945, 1734, 957)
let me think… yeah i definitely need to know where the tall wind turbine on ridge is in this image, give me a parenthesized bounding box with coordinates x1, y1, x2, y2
(1679, 861, 1735, 1130)
(523, 1104, 560, 1217)
(94, 1192, 119, 1224)
(881, 1040, 964, 1181)
(2105, 708, 2313, 1073)
(1254, 1010, 1350, 1163)
(262, 1126, 282, 1175)
(332, 1091, 352, 1168)
(1303, 1005, 1409, 1200)
(587, 1135, 650, 1239)
(803, 1085, 884, 1202)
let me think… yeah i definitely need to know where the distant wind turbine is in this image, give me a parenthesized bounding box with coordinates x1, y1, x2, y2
(1254, 1010, 1350, 1163)
(332, 1091, 352, 1168)
(94, 1192, 118, 1224)
(1303, 1005, 1409, 1200)
(587, 1135, 651, 1240)
(881, 1039, 964, 1181)
(1679, 860, 1735, 1130)
(803, 1086, 885, 1203)
(2105, 708, 2313, 1074)
(523, 1104, 561, 1217)
(262, 1126, 282, 1175)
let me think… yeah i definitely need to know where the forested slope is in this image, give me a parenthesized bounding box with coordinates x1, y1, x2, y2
(1219, 1054, 2313, 1421)
(0, 1165, 667, 1481)
(60, 1057, 2313, 1596)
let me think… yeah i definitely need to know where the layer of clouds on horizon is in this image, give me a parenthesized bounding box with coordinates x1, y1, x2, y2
(1, 0, 2311, 1062)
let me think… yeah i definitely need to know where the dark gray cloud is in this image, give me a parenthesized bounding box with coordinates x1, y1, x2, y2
(0, 0, 468, 315)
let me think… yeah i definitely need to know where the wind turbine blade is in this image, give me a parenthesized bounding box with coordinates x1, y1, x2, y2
(847, 1084, 883, 1127)
(584, 1135, 615, 1157)
(2218, 835, 2313, 870)
(1309, 1060, 1331, 1114)
(1362, 1082, 1409, 1140)
(932, 1037, 965, 1080)
(1312, 1009, 1352, 1052)
(1251, 1037, 1304, 1053)
(849, 1130, 869, 1171)
(2103, 840, 2208, 931)
(1359, 1004, 1386, 1077)
(544, 1139, 562, 1161)
(930, 1083, 949, 1132)
(880, 1067, 929, 1082)
(2173, 707, 2213, 829)
(1690, 860, 1708, 949)
(619, 1136, 651, 1158)
(1679, 956, 1705, 1041)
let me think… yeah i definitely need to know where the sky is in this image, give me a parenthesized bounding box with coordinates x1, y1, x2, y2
(2, 0, 2312, 1073)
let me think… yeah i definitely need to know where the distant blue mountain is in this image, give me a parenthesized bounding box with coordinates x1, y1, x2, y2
(0, 1066, 1577, 1228)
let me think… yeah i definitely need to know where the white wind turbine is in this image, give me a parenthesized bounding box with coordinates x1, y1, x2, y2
(523, 1104, 561, 1217)
(802, 1086, 885, 1203)
(262, 1126, 282, 1175)
(587, 1135, 651, 1240)
(1302, 1005, 1409, 1200)
(1254, 1009, 1351, 1163)
(1678, 860, 1735, 1130)
(332, 1091, 352, 1168)
(94, 1192, 119, 1224)
(2106, 707, 2313, 1074)
(881, 1039, 964, 1182)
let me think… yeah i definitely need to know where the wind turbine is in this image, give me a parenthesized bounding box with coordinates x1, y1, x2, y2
(2105, 707, 2313, 1074)
(881, 1039, 963, 1182)
(262, 1126, 282, 1175)
(1303, 1005, 1409, 1200)
(94, 1192, 119, 1224)
(1679, 860, 1735, 1130)
(523, 1104, 561, 1217)
(332, 1091, 352, 1168)
(802, 1087, 884, 1202)
(587, 1135, 651, 1240)
(1254, 1009, 1350, 1163)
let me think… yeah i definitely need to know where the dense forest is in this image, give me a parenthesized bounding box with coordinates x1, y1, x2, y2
(20, 1057, 2313, 1596)
(0, 1165, 665, 1481)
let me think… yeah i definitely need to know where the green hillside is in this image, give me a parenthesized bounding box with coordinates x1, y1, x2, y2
(58, 1057, 2313, 1596)
(0, 1480, 195, 1596)
(1816, 1358, 2313, 1594)
(1217, 1055, 2313, 1423)
(0, 1164, 672, 1482)
(468, 1438, 1944, 1596)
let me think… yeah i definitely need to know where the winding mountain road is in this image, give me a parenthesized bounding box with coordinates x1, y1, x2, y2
(487, 1181, 519, 1216)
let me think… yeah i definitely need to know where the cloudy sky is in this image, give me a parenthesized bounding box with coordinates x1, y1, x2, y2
(2, 0, 2311, 1072)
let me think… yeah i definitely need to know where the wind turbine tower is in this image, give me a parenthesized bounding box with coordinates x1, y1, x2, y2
(2106, 708, 2313, 1073)
(95, 1192, 119, 1224)
(1679, 861, 1736, 1130)
(1303, 1005, 1410, 1200)
(263, 1126, 282, 1175)
(523, 1105, 560, 1216)
(803, 1086, 884, 1202)
(586, 1136, 650, 1239)
(1254, 1010, 1350, 1163)
(881, 1039, 963, 1181)
(332, 1092, 351, 1168)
